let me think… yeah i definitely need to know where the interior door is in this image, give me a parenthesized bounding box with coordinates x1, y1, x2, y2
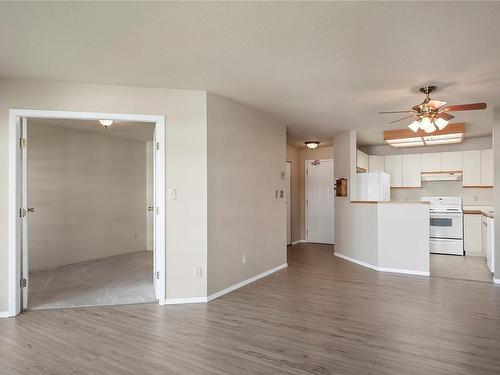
(306, 160, 334, 244)
(20, 117, 29, 310)
(286, 162, 292, 245)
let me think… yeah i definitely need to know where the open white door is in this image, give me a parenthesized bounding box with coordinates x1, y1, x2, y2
(305, 160, 334, 244)
(286, 162, 292, 245)
(20, 118, 29, 310)
(153, 126, 165, 303)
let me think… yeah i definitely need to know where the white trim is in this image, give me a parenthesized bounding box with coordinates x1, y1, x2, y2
(7, 109, 167, 317)
(334, 253, 430, 276)
(0, 311, 10, 318)
(292, 240, 306, 245)
(208, 263, 288, 302)
(165, 297, 208, 305)
(494, 278, 500, 285)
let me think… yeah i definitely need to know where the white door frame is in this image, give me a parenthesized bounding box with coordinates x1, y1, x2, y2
(7, 109, 166, 317)
(286, 161, 292, 246)
(304, 159, 334, 244)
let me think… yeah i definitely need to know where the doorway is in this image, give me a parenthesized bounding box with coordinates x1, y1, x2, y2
(305, 159, 334, 244)
(8, 110, 166, 317)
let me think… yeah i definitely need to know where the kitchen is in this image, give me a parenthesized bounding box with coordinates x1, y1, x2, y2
(356, 123, 494, 283)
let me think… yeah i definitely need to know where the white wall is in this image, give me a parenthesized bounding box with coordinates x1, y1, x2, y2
(0, 78, 208, 311)
(207, 93, 287, 295)
(28, 122, 148, 271)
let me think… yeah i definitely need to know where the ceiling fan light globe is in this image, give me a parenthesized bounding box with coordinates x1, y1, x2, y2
(434, 118, 449, 130)
(424, 123, 437, 133)
(408, 120, 420, 132)
(419, 117, 432, 130)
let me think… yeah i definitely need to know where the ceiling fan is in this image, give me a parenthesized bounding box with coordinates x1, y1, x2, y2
(379, 86, 487, 133)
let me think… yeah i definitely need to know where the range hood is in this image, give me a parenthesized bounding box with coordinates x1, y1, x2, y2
(421, 171, 463, 181)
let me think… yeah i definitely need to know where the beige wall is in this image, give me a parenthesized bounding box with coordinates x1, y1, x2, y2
(299, 146, 333, 240)
(207, 93, 287, 295)
(286, 145, 300, 243)
(28, 122, 148, 271)
(0, 78, 208, 310)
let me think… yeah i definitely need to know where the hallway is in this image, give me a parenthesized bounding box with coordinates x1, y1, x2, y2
(1, 243, 500, 374)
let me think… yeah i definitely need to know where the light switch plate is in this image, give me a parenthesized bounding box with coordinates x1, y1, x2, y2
(168, 188, 177, 200)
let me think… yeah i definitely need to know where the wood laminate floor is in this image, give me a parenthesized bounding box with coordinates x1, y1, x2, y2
(431, 254, 493, 283)
(1, 243, 500, 375)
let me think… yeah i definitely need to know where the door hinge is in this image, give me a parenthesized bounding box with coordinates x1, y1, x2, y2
(156, 142, 160, 151)
(19, 138, 27, 148)
(19, 208, 27, 218)
(20, 278, 26, 288)
(156, 271, 160, 280)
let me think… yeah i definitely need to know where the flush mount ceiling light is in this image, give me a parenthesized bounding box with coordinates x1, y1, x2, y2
(305, 141, 320, 149)
(378, 85, 486, 134)
(383, 123, 464, 148)
(99, 119, 113, 128)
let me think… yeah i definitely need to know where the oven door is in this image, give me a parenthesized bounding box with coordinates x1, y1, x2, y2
(429, 212, 463, 239)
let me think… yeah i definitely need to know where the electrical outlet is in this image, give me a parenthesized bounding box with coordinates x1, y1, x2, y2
(195, 266, 203, 278)
(242, 254, 247, 264)
(168, 188, 177, 200)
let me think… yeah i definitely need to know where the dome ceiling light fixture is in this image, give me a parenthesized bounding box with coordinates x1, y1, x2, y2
(99, 119, 113, 128)
(378, 85, 487, 134)
(305, 141, 320, 149)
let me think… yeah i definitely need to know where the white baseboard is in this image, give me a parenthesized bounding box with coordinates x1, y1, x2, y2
(0, 311, 11, 319)
(164, 297, 208, 305)
(164, 263, 288, 305)
(334, 253, 430, 277)
(208, 263, 288, 302)
(494, 278, 500, 285)
(292, 240, 305, 245)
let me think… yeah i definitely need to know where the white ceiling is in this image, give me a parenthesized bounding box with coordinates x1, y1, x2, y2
(29, 118, 154, 141)
(2, 2, 500, 146)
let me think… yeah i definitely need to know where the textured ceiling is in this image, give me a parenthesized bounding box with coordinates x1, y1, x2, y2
(1, 2, 499, 146)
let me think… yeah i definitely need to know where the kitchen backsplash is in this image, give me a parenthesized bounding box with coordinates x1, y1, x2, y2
(391, 180, 493, 205)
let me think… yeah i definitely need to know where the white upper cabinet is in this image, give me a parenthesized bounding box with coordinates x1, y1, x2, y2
(462, 150, 481, 187)
(402, 154, 421, 187)
(421, 153, 441, 172)
(357, 149, 369, 172)
(440, 151, 462, 172)
(368, 155, 385, 172)
(480, 149, 493, 187)
(384, 155, 403, 187)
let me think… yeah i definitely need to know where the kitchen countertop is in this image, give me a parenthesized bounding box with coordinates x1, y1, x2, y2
(463, 205, 494, 219)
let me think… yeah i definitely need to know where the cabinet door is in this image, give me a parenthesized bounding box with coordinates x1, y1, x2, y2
(368, 155, 385, 172)
(357, 150, 369, 171)
(421, 153, 441, 172)
(464, 214, 482, 256)
(462, 150, 481, 187)
(384, 155, 403, 187)
(440, 151, 462, 171)
(402, 154, 421, 187)
(480, 149, 493, 187)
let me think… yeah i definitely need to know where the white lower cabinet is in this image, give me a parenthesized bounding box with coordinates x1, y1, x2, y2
(464, 214, 482, 256)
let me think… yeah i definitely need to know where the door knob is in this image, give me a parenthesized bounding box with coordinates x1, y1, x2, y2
(27, 207, 35, 213)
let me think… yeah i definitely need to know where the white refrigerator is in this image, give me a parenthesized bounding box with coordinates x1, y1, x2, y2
(357, 171, 390, 201)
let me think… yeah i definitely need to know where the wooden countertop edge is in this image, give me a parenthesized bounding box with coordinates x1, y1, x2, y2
(350, 201, 429, 205)
(463, 210, 494, 218)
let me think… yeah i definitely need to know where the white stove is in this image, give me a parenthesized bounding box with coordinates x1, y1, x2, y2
(421, 197, 464, 255)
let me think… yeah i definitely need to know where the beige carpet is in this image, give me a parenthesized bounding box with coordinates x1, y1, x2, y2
(28, 251, 156, 310)
(430, 254, 493, 283)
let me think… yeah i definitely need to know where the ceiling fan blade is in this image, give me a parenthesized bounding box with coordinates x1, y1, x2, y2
(443, 103, 487, 111)
(378, 110, 415, 114)
(437, 113, 455, 121)
(390, 115, 415, 124)
(427, 100, 447, 109)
